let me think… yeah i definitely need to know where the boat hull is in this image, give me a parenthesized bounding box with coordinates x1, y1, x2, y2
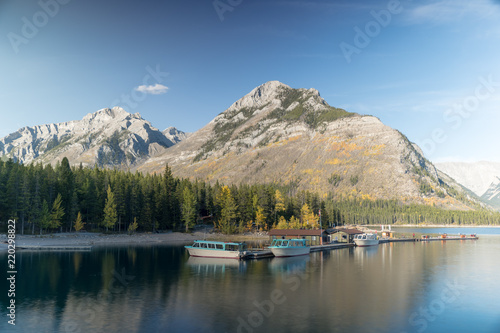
(185, 247, 245, 259)
(269, 247, 311, 257)
(354, 239, 379, 247)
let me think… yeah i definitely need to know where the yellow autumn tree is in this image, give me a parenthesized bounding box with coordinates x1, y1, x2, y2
(73, 212, 85, 232)
(275, 189, 285, 218)
(276, 216, 288, 229)
(217, 186, 237, 234)
(255, 206, 266, 231)
(245, 220, 254, 232)
(289, 216, 301, 229)
(301, 203, 318, 229)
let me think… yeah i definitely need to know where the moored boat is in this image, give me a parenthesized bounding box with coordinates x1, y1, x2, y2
(353, 233, 379, 247)
(185, 240, 248, 259)
(268, 238, 310, 257)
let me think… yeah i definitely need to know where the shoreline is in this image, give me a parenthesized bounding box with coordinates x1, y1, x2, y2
(1, 224, 498, 250)
(0, 231, 269, 250)
(382, 224, 500, 228)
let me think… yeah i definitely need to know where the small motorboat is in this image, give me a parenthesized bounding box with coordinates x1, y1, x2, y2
(353, 233, 379, 247)
(268, 238, 310, 257)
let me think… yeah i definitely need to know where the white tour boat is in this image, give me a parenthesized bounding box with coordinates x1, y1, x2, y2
(268, 238, 311, 257)
(353, 233, 379, 247)
(185, 240, 248, 259)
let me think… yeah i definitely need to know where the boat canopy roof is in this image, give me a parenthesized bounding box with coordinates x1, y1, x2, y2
(192, 240, 245, 246)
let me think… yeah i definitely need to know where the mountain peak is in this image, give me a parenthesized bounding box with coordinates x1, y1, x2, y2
(226, 81, 290, 112)
(163, 127, 189, 144)
(83, 107, 133, 122)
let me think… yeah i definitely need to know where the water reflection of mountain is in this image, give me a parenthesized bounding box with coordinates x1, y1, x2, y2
(186, 256, 247, 275)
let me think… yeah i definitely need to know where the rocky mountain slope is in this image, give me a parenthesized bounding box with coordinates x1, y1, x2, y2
(0, 107, 179, 168)
(138, 81, 474, 209)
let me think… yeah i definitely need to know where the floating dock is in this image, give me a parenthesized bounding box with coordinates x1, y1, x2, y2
(420, 235, 478, 242)
(245, 249, 274, 259)
(17, 245, 92, 251)
(311, 243, 353, 252)
(245, 242, 354, 259)
(379, 238, 416, 244)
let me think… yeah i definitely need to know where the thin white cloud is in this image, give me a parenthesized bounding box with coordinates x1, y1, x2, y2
(403, 0, 500, 25)
(135, 83, 169, 95)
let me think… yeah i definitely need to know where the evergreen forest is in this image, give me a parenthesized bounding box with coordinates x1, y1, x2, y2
(1, 158, 499, 235)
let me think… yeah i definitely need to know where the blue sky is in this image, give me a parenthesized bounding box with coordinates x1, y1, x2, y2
(1, 0, 500, 163)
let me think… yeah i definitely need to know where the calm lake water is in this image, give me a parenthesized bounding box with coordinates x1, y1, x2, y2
(1, 227, 500, 333)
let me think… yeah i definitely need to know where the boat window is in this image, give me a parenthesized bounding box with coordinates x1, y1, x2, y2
(193, 243, 200, 248)
(201, 243, 208, 248)
(208, 243, 215, 249)
(216, 244, 223, 250)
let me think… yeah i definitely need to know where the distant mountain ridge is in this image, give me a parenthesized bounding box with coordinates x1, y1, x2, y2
(137, 81, 476, 210)
(436, 161, 500, 210)
(0, 107, 184, 168)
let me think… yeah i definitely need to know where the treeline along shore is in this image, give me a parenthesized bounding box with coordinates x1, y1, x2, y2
(0, 158, 499, 235)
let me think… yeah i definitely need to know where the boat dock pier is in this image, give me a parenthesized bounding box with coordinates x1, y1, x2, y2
(311, 243, 353, 252)
(420, 235, 478, 242)
(245, 249, 274, 259)
(17, 245, 93, 251)
(245, 242, 354, 259)
(379, 235, 479, 243)
(379, 238, 416, 244)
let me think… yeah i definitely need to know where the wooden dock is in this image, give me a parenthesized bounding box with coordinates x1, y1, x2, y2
(379, 238, 416, 244)
(420, 235, 478, 242)
(311, 243, 354, 252)
(378, 236, 478, 243)
(17, 245, 92, 251)
(245, 242, 353, 259)
(245, 249, 274, 259)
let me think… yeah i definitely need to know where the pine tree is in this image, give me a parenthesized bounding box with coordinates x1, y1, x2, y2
(217, 186, 237, 234)
(50, 193, 65, 229)
(39, 200, 51, 235)
(102, 187, 117, 232)
(182, 186, 197, 232)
